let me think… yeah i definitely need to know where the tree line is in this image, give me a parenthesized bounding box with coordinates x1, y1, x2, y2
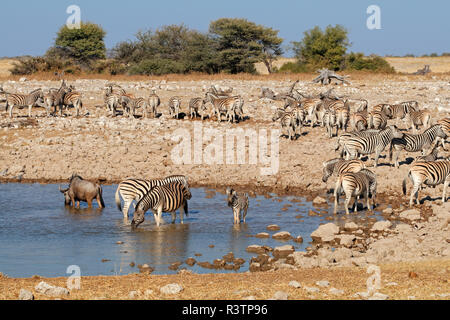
(11, 18, 396, 75)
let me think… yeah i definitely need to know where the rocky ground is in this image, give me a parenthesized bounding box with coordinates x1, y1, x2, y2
(0, 74, 449, 300)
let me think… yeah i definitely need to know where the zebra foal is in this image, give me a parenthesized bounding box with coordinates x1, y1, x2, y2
(226, 187, 249, 224)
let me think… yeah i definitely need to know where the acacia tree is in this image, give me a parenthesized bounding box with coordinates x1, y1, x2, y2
(209, 18, 283, 74)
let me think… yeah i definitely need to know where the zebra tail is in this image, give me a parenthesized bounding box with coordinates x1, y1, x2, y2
(98, 186, 106, 208)
(115, 186, 122, 212)
(402, 172, 410, 196)
(388, 142, 394, 161)
(184, 200, 189, 216)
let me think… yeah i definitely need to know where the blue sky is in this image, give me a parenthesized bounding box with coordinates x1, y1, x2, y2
(1, 0, 449, 57)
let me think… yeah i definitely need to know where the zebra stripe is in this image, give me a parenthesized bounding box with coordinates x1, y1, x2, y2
(335, 129, 381, 157)
(189, 97, 207, 120)
(389, 124, 447, 168)
(385, 101, 418, 125)
(226, 187, 249, 224)
(272, 108, 298, 140)
(168, 96, 182, 119)
(405, 109, 431, 132)
(63, 90, 83, 117)
(148, 89, 160, 118)
(322, 158, 365, 182)
(115, 175, 189, 219)
(323, 108, 338, 138)
(120, 96, 149, 118)
(343, 125, 404, 167)
(334, 169, 377, 215)
(205, 92, 241, 123)
(6, 88, 44, 118)
(131, 181, 192, 228)
(402, 160, 450, 206)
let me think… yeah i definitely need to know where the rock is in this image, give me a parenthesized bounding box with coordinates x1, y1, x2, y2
(168, 262, 182, 270)
(330, 247, 353, 262)
(271, 291, 289, 300)
(129, 290, 140, 299)
(293, 236, 304, 243)
(222, 252, 235, 263)
(288, 281, 301, 289)
(313, 196, 327, 205)
(353, 291, 370, 299)
(246, 245, 272, 254)
(160, 283, 183, 295)
(19, 77, 28, 82)
(371, 220, 392, 232)
(311, 223, 340, 242)
(185, 258, 196, 266)
(266, 224, 280, 231)
(316, 280, 330, 288)
(35, 281, 69, 297)
(382, 207, 393, 215)
(344, 222, 358, 231)
(255, 232, 270, 238)
(249, 262, 261, 272)
(368, 292, 389, 300)
(272, 231, 292, 240)
(400, 209, 421, 221)
(292, 252, 319, 268)
(273, 245, 295, 259)
(335, 234, 356, 247)
(138, 264, 154, 274)
(305, 286, 320, 294)
(329, 288, 344, 295)
(18, 289, 34, 300)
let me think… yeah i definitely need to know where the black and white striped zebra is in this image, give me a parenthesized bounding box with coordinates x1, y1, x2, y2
(226, 187, 249, 224)
(385, 101, 418, 126)
(120, 96, 149, 118)
(115, 175, 189, 220)
(322, 158, 365, 182)
(131, 181, 192, 228)
(6, 88, 44, 118)
(404, 109, 431, 133)
(148, 89, 160, 118)
(389, 124, 447, 168)
(272, 108, 298, 140)
(335, 105, 350, 132)
(44, 82, 69, 116)
(63, 89, 83, 117)
(333, 169, 377, 215)
(168, 96, 182, 119)
(368, 104, 390, 130)
(402, 160, 450, 206)
(323, 108, 338, 138)
(205, 91, 241, 123)
(335, 129, 381, 158)
(189, 97, 207, 120)
(342, 125, 404, 167)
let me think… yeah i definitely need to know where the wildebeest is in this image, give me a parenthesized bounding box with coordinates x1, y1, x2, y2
(59, 174, 105, 208)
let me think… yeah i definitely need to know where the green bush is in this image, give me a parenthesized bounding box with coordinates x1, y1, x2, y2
(277, 62, 310, 73)
(343, 53, 395, 73)
(128, 58, 186, 75)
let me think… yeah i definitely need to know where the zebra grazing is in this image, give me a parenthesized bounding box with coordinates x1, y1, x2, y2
(402, 160, 450, 206)
(334, 169, 377, 215)
(389, 124, 447, 168)
(323, 109, 338, 138)
(63, 89, 83, 117)
(342, 125, 404, 167)
(189, 97, 208, 120)
(335, 129, 381, 158)
(6, 88, 44, 118)
(168, 96, 182, 119)
(385, 101, 418, 126)
(120, 96, 149, 118)
(405, 109, 431, 133)
(115, 175, 189, 220)
(148, 89, 160, 118)
(272, 108, 298, 140)
(322, 158, 365, 183)
(131, 181, 192, 228)
(226, 187, 249, 224)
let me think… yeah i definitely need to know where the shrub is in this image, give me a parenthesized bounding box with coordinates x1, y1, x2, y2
(344, 53, 395, 73)
(128, 58, 186, 75)
(277, 62, 310, 73)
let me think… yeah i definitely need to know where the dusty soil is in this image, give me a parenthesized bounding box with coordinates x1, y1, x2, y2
(0, 74, 449, 300)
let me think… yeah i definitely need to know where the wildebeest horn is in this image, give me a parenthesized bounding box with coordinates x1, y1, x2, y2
(59, 185, 69, 193)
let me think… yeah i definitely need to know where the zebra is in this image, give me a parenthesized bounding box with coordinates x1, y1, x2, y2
(205, 91, 241, 123)
(104, 85, 127, 114)
(335, 129, 381, 158)
(188, 97, 206, 120)
(272, 108, 298, 140)
(131, 181, 192, 228)
(43, 81, 69, 116)
(322, 158, 365, 183)
(404, 109, 431, 133)
(335, 105, 350, 132)
(322, 108, 338, 138)
(115, 175, 189, 220)
(402, 160, 450, 206)
(389, 124, 448, 168)
(385, 101, 418, 126)
(148, 89, 160, 118)
(436, 118, 450, 148)
(414, 141, 442, 162)
(6, 88, 44, 118)
(63, 89, 83, 117)
(168, 96, 182, 119)
(342, 125, 404, 167)
(226, 187, 249, 224)
(300, 98, 322, 127)
(120, 96, 149, 118)
(368, 105, 390, 130)
(227, 95, 244, 123)
(334, 169, 377, 215)
(349, 109, 368, 132)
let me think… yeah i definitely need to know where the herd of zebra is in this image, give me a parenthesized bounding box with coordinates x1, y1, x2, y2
(273, 88, 450, 213)
(0, 81, 246, 123)
(114, 175, 249, 228)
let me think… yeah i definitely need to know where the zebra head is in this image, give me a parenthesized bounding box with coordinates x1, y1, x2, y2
(131, 201, 146, 229)
(226, 187, 236, 207)
(272, 108, 285, 122)
(322, 158, 340, 183)
(59, 185, 71, 205)
(387, 125, 404, 139)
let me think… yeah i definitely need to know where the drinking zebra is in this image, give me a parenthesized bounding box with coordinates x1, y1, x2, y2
(389, 124, 447, 168)
(402, 160, 450, 206)
(6, 88, 44, 118)
(131, 181, 192, 228)
(322, 158, 365, 183)
(342, 125, 404, 167)
(115, 175, 189, 220)
(168, 96, 182, 119)
(272, 108, 298, 140)
(226, 187, 249, 224)
(333, 169, 377, 215)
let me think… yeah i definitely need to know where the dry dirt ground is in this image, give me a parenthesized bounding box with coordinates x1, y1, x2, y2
(0, 73, 449, 300)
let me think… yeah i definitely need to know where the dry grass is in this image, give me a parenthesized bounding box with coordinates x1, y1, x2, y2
(1, 259, 448, 300)
(385, 56, 450, 73)
(0, 59, 17, 77)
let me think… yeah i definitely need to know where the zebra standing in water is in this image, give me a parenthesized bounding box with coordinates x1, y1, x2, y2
(322, 158, 365, 183)
(131, 182, 192, 228)
(272, 108, 298, 140)
(402, 160, 450, 206)
(342, 125, 404, 167)
(189, 97, 207, 120)
(334, 169, 377, 215)
(226, 187, 249, 224)
(6, 88, 44, 118)
(115, 175, 189, 220)
(389, 124, 448, 168)
(168, 96, 182, 119)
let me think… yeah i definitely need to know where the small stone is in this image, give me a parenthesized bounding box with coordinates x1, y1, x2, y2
(329, 288, 344, 295)
(344, 222, 358, 231)
(273, 245, 295, 259)
(316, 280, 330, 288)
(185, 258, 197, 266)
(272, 291, 289, 300)
(371, 220, 392, 232)
(129, 291, 140, 299)
(272, 231, 292, 240)
(294, 236, 304, 243)
(35, 281, 69, 297)
(288, 281, 301, 288)
(160, 283, 183, 295)
(400, 209, 421, 221)
(255, 232, 270, 238)
(368, 292, 389, 300)
(266, 224, 280, 231)
(19, 289, 34, 300)
(116, 241, 124, 245)
(313, 196, 327, 205)
(353, 291, 370, 298)
(305, 286, 320, 294)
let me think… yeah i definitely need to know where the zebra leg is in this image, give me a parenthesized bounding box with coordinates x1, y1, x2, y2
(344, 194, 351, 215)
(179, 205, 185, 224)
(354, 195, 359, 213)
(443, 178, 449, 202)
(243, 207, 247, 223)
(366, 190, 372, 211)
(28, 105, 33, 117)
(122, 201, 131, 219)
(410, 182, 421, 206)
(9, 104, 14, 118)
(170, 211, 176, 224)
